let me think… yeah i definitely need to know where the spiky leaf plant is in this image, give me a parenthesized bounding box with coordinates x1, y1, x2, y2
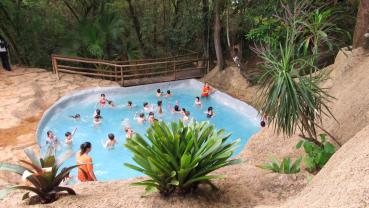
(0, 147, 83, 203)
(125, 120, 241, 195)
(257, 156, 302, 174)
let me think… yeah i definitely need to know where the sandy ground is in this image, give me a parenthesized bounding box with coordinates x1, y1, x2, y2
(2, 48, 369, 208)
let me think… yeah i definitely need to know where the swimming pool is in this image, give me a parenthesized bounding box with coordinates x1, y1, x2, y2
(36, 79, 260, 181)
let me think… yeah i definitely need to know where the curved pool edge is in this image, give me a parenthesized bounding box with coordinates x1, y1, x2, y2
(36, 79, 260, 146)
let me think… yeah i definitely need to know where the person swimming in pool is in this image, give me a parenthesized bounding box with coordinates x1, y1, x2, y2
(183, 111, 190, 122)
(125, 127, 134, 139)
(194, 96, 202, 107)
(181, 108, 187, 116)
(93, 114, 102, 126)
(148, 112, 156, 123)
(69, 114, 81, 121)
(156, 89, 163, 97)
(126, 101, 134, 109)
(65, 128, 77, 145)
(143, 102, 153, 112)
(103, 133, 117, 150)
(99, 94, 107, 107)
(165, 90, 173, 97)
(107, 100, 115, 108)
(206, 106, 215, 118)
(46, 130, 58, 146)
(157, 100, 163, 115)
(135, 112, 146, 124)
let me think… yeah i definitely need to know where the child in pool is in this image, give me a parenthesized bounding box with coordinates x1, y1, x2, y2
(46, 130, 58, 146)
(107, 100, 115, 108)
(194, 96, 202, 106)
(127, 101, 134, 109)
(183, 111, 190, 122)
(165, 90, 173, 97)
(156, 89, 163, 97)
(206, 106, 215, 118)
(148, 112, 156, 123)
(157, 100, 163, 115)
(135, 112, 146, 124)
(104, 133, 117, 150)
(181, 108, 187, 116)
(99, 94, 107, 107)
(65, 128, 77, 145)
(125, 127, 134, 139)
(143, 102, 153, 112)
(93, 114, 102, 126)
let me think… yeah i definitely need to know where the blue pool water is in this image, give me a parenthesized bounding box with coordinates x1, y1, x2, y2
(37, 80, 260, 181)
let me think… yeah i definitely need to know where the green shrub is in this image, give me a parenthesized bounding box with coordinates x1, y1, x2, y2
(257, 156, 302, 174)
(124, 120, 241, 195)
(0, 147, 82, 203)
(296, 134, 336, 172)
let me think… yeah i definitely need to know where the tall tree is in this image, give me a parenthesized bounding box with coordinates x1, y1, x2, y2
(126, 0, 146, 54)
(214, 0, 224, 70)
(353, 0, 369, 49)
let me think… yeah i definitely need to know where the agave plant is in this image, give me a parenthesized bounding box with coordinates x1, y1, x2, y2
(125, 120, 241, 195)
(0, 147, 82, 203)
(257, 156, 302, 174)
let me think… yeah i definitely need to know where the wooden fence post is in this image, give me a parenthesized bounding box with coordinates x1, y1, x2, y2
(120, 66, 124, 87)
(173, 61, 176, 80)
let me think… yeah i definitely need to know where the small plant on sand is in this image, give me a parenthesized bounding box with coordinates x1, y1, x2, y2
(257, 156, 302, 174)
(296, 134, 336, 173)
(0, 147, 82, 204)
(124, 120, 241, 195)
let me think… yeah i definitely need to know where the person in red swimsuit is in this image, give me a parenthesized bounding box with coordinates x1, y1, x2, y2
(201, 82, 212, 97)
(99, 94, 106, 107)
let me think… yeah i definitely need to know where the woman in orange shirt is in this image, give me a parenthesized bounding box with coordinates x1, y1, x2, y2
(76, 142, 97, 182)
(201, 82, 212, 97)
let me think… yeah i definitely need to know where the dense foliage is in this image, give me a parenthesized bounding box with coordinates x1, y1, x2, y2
(0, 0, 357, 69)
(296, 134, 336, 173)
(125, 120, 241, 195)
(0, 147, 82, 203)
(258, 156, 302, 174)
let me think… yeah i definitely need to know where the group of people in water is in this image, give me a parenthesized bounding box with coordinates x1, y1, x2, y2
(45, 82, 215, 182)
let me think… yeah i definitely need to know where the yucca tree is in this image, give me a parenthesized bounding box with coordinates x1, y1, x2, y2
(254, 1, 338, 146)
(125, 120, 241, 195)
(0, 147, 82, 204)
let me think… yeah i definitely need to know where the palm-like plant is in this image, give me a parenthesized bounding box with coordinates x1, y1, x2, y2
(253, 1, 338, 146)
(125, 120, 241, 195)
(0, 147, 82, 204)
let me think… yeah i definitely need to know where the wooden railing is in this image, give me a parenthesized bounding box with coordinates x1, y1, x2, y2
(51, 53, 208, 87)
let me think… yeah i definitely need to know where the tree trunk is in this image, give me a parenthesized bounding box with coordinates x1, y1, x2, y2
(214, 0, 224, 70)
(202, 0, 209, 58)
(126, 0, 147, 55)
(352, 0, 369, 49)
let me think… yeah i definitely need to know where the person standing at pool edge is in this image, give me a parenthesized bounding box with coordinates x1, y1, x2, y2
(0, 36, 11, 71)
(76, 142, 97, 182)
(201, 82, 213, 97)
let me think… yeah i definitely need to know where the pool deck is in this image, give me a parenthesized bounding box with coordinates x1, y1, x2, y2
(0, 67, 119, 187)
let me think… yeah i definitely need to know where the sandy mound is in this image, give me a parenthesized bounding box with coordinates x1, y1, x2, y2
(262, 124, 369, 208)
(203, 66, 257, 104)
(321, 48, 369, 144)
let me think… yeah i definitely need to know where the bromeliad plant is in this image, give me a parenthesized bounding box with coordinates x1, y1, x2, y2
(0, 147, 81, 203)
(257, 156, 302, 174)
(124, 120, 241, 195)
